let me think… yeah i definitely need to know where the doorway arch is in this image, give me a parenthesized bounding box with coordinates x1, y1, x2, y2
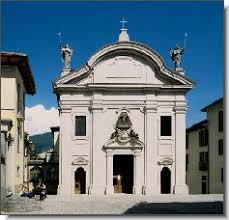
(161, 167, 171, 194)
(74, 167, 86, 194)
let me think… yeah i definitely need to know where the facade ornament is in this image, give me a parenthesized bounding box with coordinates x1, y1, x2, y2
(158, 157, 174, 166)
(170, 44, 184, 72)
(110, 112, 139, 142)
(72, 157, 89, 166)
(61, 44, 73, 69)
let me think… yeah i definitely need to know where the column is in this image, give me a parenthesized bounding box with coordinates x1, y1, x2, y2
(174, 106, 189, 194)
(133, 150, 142, 195)
(105, 150, 114, 194)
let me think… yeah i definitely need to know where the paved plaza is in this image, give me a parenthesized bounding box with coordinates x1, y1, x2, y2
(1, 194, 224, 215)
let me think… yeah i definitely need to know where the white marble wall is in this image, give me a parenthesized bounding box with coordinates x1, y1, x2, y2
(56, 49, 191, 196)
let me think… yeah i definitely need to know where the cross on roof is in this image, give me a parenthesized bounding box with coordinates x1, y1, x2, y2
(120, 18, 127, 29)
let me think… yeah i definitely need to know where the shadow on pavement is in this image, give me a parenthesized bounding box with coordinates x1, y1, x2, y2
(123, 201, 224, 215)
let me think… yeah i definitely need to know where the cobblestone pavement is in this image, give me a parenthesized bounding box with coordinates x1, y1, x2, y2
(1, 194, 224, 215)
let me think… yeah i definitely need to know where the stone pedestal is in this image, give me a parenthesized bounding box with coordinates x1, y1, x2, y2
(174, 184, 189, 194)
(89, 186, 106, 195)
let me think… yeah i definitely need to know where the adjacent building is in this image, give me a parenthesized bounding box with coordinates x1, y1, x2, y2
(186, 98, 224, 194)
(186, 120, 209, 194)
(1, 52, 36, 202)
(27, 127, 59, 194)
(53, 27, 194, 196)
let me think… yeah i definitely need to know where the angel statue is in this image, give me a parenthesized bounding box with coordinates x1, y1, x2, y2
(170, 44, 184, 71)
(61, 44, 73, 69)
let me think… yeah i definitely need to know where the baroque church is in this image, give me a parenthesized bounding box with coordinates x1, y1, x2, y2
(53, 23, 194, 196)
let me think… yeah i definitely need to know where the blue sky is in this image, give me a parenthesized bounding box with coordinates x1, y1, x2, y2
(2, 1, 223, 127)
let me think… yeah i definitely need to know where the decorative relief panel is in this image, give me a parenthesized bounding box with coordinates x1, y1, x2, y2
(105, 56, 143, 79)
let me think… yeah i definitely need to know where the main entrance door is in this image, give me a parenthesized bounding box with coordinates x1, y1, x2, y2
(113, 155, 133, 194)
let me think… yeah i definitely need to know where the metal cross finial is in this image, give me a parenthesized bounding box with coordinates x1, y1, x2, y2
(120, 18, 127, 29)
(57, 32, 62, 48)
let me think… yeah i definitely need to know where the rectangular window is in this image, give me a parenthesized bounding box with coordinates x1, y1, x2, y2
(186, 134, 189, 149)
(160, 116, 171, 136)
(218, 111, 223, 132)
(205, 129, 209, 145)
(199, 152, 208, 171)
(17, 124, 21, 153)
(75, 116, 86, 136)
(202, 175, 207, 181)
(17, 166, 20, 177)
(186, 154, 188, 171)
(199, 129, 208, 147)
(201, 152, 208, 163)
(221, 168, 223, 182)
(17, 84, 21, 114)
(202, 181, 207, 194)
(201, 176, 207, 194)
(218, 139, 223, 155)
(23, 93, 25, 112)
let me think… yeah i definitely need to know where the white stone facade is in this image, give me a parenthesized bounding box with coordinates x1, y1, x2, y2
(54, 32, 194, 196)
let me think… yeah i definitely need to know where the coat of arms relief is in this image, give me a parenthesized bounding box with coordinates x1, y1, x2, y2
(110, 112, 139, 143)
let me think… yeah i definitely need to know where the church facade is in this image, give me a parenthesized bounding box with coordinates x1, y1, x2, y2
(53, 27, 194, 195)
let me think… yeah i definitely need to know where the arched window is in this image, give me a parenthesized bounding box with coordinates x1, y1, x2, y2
(74, 167, 86, 194)
(161, 167, 171, 194)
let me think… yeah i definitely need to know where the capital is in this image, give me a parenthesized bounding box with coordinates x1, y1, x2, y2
(106, 150, 114, 157)
(173, 106, 187, 113)
(134, 149, 141, 157)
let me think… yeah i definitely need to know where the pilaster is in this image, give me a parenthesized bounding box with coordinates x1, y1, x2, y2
(173, 105, 189, 194)
(58, 108, 72, 195)
(144, 104, 160, 195)
(89, 102, 106, 195)
(133, 150, 142, 195)
(105, 150, 114, 194)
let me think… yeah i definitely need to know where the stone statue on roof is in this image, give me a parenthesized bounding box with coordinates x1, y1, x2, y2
(61, 44, 73, 69)
(170, 44, 184, 71)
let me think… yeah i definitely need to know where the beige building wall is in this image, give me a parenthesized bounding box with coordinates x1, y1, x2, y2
(207, 102, 224, 194)
(187, 98, 224, 195)
(1, 66, 26, 193)
(186, 122, 208, 194)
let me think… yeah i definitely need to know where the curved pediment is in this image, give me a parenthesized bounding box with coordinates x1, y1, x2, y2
(54, 41, 194, 89)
